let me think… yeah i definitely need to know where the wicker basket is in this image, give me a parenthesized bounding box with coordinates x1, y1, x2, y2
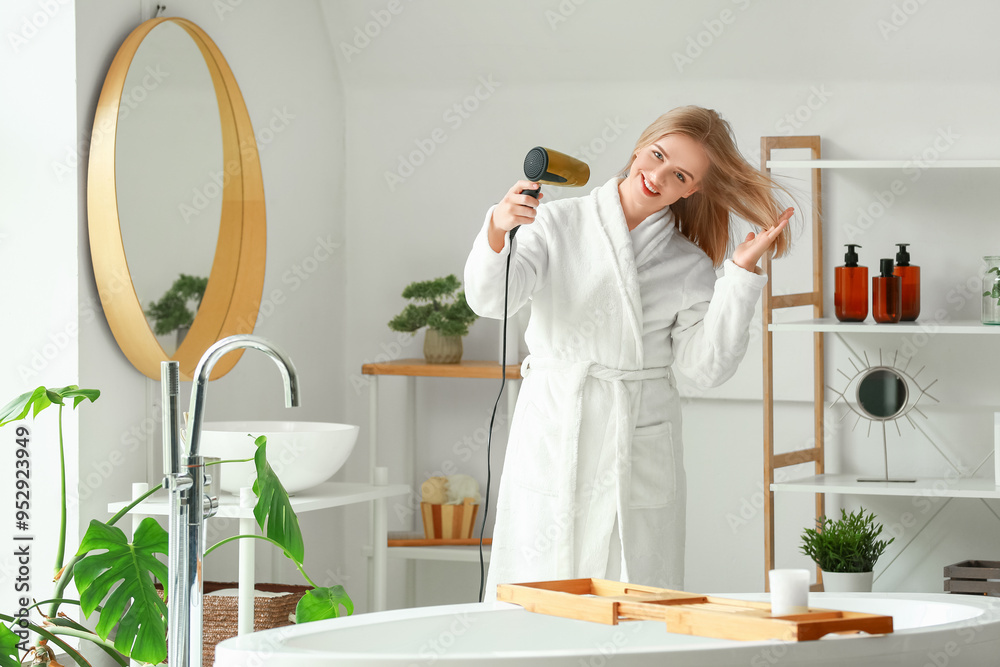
(420, 497, 479, 539)
(162, 581, 307, 666)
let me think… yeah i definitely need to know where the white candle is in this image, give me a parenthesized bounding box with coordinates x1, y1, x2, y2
(769, 569, 810, 617)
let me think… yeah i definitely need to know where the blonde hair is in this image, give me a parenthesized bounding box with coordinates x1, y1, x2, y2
(622, 106, 792, 267)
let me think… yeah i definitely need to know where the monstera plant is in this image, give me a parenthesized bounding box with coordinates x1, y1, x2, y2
(0, 386, 352, 667)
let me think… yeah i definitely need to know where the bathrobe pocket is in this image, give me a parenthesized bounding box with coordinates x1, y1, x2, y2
(505, 397, 565, 496)
(628, 421, 676, 508)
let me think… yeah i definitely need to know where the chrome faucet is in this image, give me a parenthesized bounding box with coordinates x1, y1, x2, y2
(162, 335, 300, 667)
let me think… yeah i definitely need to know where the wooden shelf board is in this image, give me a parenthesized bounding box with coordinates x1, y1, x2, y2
(388, 538, 492, 547)
(362, 358, 521, 379)
(766, 159, 1000, 169)
(771, 474, 1000, 499)
(769, 318, 999, 335)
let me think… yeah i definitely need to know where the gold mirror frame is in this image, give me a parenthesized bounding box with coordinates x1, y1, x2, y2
(88, 17, 265, 381)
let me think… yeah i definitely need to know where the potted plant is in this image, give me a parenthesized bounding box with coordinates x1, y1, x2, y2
(145, 274, 209, 346)
(799, 507, 894, 592)
(0, 385, 352, 667)
(388, 274, 478, 363)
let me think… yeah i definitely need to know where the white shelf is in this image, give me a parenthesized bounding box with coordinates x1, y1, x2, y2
(766, 159, 1000, 169)
(769, 318, 999, 335)
(108, 481, 410, 519)
(771, 474, 1000, 499)
(389, 545, 490, 562)
(362, 545, 491, 563)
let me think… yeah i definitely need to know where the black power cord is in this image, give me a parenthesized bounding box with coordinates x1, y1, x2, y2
(478, 229, 516, 602)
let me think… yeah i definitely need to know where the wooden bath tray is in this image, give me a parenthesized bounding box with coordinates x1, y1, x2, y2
(497, 578, 893, 642)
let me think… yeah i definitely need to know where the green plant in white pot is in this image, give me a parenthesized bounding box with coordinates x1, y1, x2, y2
(388, 274, 478, 364)
(799, 507, 894, 593)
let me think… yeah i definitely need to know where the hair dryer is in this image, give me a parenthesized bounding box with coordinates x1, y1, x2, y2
(510, 147, 590, 239)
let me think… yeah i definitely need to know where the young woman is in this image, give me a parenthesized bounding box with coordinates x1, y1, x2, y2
(464, 106, 793, 600)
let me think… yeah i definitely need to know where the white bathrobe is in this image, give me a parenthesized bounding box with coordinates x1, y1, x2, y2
(464, 177, 768, 600)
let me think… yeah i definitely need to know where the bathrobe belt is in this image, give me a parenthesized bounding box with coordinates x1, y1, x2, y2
(519, 355, 672, 578)
(519, 355, 673, 383)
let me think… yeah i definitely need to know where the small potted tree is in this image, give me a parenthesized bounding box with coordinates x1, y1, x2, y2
(800, 507, 894, 592)
(145, 274, 209, 346)
(388, 274, 478, 363)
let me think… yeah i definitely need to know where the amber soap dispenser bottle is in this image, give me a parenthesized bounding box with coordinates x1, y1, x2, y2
(893, 243, 920, 321)
(835, 244, 868, 322)
(873, 258, 902, 323)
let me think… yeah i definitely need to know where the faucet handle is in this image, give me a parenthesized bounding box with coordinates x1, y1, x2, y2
(164, 473, 194, 492)
(203, 493, 219, 519)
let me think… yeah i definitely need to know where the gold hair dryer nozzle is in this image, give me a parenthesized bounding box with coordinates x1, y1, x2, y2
(523, 146, 591, 191)
(511, 147, 590, 239)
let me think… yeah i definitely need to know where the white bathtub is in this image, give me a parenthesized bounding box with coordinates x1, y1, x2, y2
(214, 593, 1000, 667)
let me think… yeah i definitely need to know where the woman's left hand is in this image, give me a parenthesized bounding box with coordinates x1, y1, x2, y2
(732, 207, 794, 272)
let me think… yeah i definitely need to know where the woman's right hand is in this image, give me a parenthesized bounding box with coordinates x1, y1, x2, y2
(488, 181, 543, 252)
(491, 180, 544, 232)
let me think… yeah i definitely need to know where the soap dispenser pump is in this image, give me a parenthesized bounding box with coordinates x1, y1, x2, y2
(835, 244, 868, 322)
(873, 258, 902, 323)
(893, 243, 920, 321)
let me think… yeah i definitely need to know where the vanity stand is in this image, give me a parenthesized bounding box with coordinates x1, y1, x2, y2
(108, 476, 408, 634)
(760, 135, 1000, 591)
(361, 359, 521, 607)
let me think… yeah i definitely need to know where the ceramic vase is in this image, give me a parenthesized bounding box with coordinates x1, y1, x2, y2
(176, 324, 190, 348)
(424, 329, 463, 364)
(822, 570, 873, 593)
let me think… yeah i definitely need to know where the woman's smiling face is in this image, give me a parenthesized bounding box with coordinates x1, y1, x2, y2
(620, 133, 709, 220)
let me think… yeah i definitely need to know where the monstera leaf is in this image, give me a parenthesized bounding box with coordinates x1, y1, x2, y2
(295, 585, 354, 623)
(251, 435, 305, 563)
(0, 385, 100, 427)
(74, 518, 169, 665)
(0, 624, 20, 667)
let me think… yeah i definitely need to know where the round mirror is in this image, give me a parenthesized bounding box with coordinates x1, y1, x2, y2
(856, 367, 908, 420)
(88, 17, 265, 381)
(115, 21, 222, 353)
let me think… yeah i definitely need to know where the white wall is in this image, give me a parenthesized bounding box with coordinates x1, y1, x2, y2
(323, 0, 1000, 606)
(73, 0, 350, 594)
(0, 0, 348, 632)
(0, 0, 81, 631)
(1, 0, 352, 643)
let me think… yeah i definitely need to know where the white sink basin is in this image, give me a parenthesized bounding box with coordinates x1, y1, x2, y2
(200, 421, 359, 495)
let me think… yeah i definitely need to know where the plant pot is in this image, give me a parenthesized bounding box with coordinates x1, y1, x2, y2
(423, 329, 463, 363)
(822, 570, 873, 592)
